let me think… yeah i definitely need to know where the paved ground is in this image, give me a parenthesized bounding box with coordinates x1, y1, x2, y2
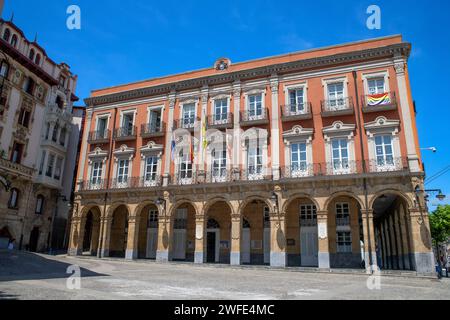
(0, 250, 449, 300)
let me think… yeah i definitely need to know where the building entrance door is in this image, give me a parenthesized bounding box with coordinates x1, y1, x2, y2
(300, 226, 318, 266)
(241, 228, 251, 264)
(206, 231, 216, 263)
(263, 228, 270, 264)
(29, 227, 40, 252)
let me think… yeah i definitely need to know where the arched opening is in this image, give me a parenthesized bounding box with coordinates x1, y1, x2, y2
(82, 207, 101, 256)
(205, 201, 232, 264)
(286, 197, 318, 267)
(3, 28, 11, 42)
(137, 204, 159, 259)
(0, 226, 13, 249)
(29, 49, 35, 60)
(29, 227, 40, 252)
(109, 205, 129, 258)
(327, 195, 364, 269)
(372, 193, 413, 271)
(241, 199, 270, 265)
(171, 202, 196, 262)
(35, 54, 41, 65)
(11, 34, 18, 47)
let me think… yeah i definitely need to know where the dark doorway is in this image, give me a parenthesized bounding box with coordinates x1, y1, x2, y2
(206, 232, 216, 263)
(83, 213, 93, 251)
(29, 227, 40, 252)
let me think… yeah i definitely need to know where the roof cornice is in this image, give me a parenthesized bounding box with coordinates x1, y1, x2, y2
(85, 42, 411, 107)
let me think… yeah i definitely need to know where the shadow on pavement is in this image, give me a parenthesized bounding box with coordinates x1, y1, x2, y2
(0, 250, 107, 282)
(0, 291, 19, 300)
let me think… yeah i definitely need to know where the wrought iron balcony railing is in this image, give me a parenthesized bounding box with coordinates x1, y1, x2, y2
(140, 122, 166, 138)
(240, 108, 269, 126)
(207, 113, 233, 129)
(113, 126, 137, 141)
(173, 117, 200, 131)
(170, 171, 198, 186)
(205, 168, 233, 183)
(77, 176, 162, 191)
(367, 157, 408, 173)
(281, 103, 312, 121)
(280, 164, 318, 179)
(321, 97, 354, 117)
(240, 166, 272, 181)
(87, 130, 111, 144)
(361, 91, 397, 113)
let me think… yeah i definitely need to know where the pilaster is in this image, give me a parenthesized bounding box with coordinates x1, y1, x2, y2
(317, 211, 330, 269)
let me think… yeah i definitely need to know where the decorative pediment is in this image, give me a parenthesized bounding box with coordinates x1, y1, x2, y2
(140, 141, 164, 156)
(322, 121, 356, 141)
(87, 147, 108, 163)
(364, 117, 400, 137)
(113, 144, 135, 158)
(241, 127, 268, 147)
(283, 125, 314, 144)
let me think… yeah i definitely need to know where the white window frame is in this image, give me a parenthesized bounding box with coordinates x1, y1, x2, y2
(95, 113, 111, 138)
(299, 204, 317, 227)
(322, 77, 349, 111)
(335, 202, 350, 229)
(362, 71, 390, 96)
(284, 82, 308, 115)
(147, 105, 164, 132)
(180, 101, 198, 129)
(282, 125, 314, 177)
(87, 147, 109, 190)
(243, 88, 266, 121)
(212, 96, 230, 124)
(112, 145, 135, 188)
(177, 148, 193, 184)
(241, 128, 269, 181)
(323, 122, 356, 175)
(140, 141, 163, 187)
(119, 109, 137, 134)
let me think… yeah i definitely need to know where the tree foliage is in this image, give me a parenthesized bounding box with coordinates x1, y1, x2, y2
(429, 205, 450, 245)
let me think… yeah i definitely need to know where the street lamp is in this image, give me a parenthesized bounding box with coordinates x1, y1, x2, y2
(415, 188, 446, 202)
(421, 147, 437, 153)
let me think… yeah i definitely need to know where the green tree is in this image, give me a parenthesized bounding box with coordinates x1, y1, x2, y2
(429, 205, 450, 265)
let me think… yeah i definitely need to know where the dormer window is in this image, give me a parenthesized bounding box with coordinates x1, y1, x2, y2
(29, 49, 35, 61)
(3, 28, 11, 42)
(11, 34, 18, 47)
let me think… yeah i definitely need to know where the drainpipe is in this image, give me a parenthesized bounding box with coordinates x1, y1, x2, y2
(352, 70, 373, 271)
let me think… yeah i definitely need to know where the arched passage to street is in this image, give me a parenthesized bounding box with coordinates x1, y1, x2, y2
(285, 197, 319, 267)
(372, 193, 413, 271)
(170, 202, 196, 262)
(327, 195, 364, 268)
(205, 201, 232, 264)
(137, 203, 160, 259)
(109, 205, 130, 258)
(82, 207, 101, 256)
(241, 199, 271, 265)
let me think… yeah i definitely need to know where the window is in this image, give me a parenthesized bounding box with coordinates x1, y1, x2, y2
(29, 49, 35, 61)
(248, 94, 262, 118)
(214, 99, 228, 122)
(117, 159, 129, 183)
(35, 195, 44, 215)
(289, 88, 305, 113)
(336, 203, 350, 226)
(331, 138, 349, 173)
(179, 150, 192, 180)
(59, 127, 66, 146)
(148, 210, 159, 228)
(182, 103, 196, 128)
(96, 117, 108, 138)
(327, 82, 345, 108)
(148, 109, 162, 132)
(38, 151, 46, 175)
(10, 34, 18, 47)
(122, 113, 134, 135)
(91, 161, 103, 184)
(59, 76, 66, 88)
(23, 77, 35, 95)
(291, 142, 307, 174)
(337, 231, 352, 253)
(54, 157, 63, 180)
(10, 142, 24, 164)
(300, 204, 317, 226)
(212, 149, 227, 181)
(247, 146, 262, 176)
(46, 153, 55, 177)
(0, 60, 9, 78)
(18, 108, 31, 128)
(3, 28, 11, 42)
(144, 156, 158, 184)
(367, 78, 385, 95)
(55, 96, 64, 109)
(375, 135, 394, 167)
(8, 188, 19, 209)
(35, 54, 41, 65)
(52, 123, 59, 142)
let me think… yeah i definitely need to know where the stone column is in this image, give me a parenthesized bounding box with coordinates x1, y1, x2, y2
(68, 216, 83, 256)
(194, 213, 206, 264)
(100, 216, 112, 258)
(125, 215, 140, 260)
(230, 210, 241, 265)
(270, 75, 280, 180)
(317, 211, 330, 269)
(361, 209, 377, 272)
(270, 210, 286, 267)
(380, 221, 387, 269)
(393, 210, 404, 269)
(232, 82, 241, 176)
(394, 59, 420, 172)
(390, 213, 400, 269)
(163, 92, 176, 186)
(156, 214, 171, 262)
(398, 205, 411, 270)
(384, 219, 392, 269)
(409, 208, 435, 274)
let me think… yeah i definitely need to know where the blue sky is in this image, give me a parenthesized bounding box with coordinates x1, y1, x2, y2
(3, 0, 450, 209)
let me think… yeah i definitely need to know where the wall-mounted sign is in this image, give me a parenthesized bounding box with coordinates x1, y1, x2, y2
(318, 222, 328, 240)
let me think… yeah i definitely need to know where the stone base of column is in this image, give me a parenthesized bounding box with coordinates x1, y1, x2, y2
(156, 250, 169, 262)
(194, 251, 204, 264)
(125, 249, 138, 260)
(318, 252, 330, 269)
(230, 252, 240, 265)
(414, 252, 435, 275)
(270, 252, 286, 267)
(100, 248, 109, 258)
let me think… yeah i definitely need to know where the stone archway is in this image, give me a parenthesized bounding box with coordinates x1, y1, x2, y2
(81, 207, 101, 256)
(108, 205, 130, 258)
(205, 200, 232, 264)
(137, 203, 160, 259)
(170, 202, 196, 262)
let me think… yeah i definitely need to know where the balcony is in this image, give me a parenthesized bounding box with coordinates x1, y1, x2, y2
(77, 176, 162, 191)
(173, 117, 200, 132)
(361, 91, 397, 113)
(141, 122, 165, 139)
(240, 166, 272, 181)
(0, 157, 34, 179)
(205, 168, 233, 183)
(170, 171, 198, 186)
(367, 157, 408, 173)
(87, 130, 111, 144)
(113, 126, 137, 141)
(280, 164, 318, 179)
(281, 103, 312, 121)
(240, 108, 269, 126)
(207, 113, 233, 130)
(321, 97, 354, 117)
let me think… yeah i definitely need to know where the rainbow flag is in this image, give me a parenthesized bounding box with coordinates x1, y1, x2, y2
(367, 93, 391, 106)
